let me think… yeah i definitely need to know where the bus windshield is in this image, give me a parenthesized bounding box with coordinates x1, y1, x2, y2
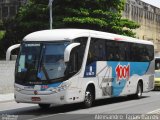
(15, 42, 69, 85)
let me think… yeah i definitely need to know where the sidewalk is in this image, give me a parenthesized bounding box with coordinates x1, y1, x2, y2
(0, 93, 14, 102)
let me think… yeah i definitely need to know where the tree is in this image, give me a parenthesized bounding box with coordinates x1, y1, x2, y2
(0, 0, 140, 59)
(54, 0, 140, 36)
(0, 0, 49, 58)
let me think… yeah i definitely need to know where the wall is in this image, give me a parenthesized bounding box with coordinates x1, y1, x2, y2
(123, 0, 160, 54)
(0, 61, 15, 94)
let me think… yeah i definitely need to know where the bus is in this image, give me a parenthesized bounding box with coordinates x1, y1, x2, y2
(12, 29, 154, 108)
(155, 57, 160, 70)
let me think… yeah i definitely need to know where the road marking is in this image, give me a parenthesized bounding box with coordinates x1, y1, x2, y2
(148, 109, 160, 114)
(26, 113, 64, 120)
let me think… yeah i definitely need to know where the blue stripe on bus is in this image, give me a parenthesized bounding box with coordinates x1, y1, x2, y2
(108, 61, 150, 96)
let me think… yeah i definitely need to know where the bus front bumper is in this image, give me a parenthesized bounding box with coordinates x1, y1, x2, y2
(14, 89, 83, 105)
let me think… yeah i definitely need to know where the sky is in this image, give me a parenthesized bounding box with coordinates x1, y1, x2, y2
(141, 0, 160, 8)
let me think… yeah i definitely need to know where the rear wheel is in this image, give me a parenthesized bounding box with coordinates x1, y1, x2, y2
(38, 104, 50, 109)
(83, 87, 94, 108)
(134, 82, 143, 99)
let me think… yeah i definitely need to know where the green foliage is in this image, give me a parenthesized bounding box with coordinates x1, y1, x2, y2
(0, 31, 5, 40)
(0, 0, 140, 59)
(52, 0, 139, 36)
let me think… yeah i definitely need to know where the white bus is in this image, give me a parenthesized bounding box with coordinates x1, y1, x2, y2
(155, 57, 160, 70)
(13, 29, 154, 108)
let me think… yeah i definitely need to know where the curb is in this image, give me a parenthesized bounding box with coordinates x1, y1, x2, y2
(0, 100, 14, 103)
(0, 93, 14, 103)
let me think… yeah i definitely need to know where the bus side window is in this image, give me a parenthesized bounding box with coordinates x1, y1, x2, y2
(66, 37, 88, 75)
(87, 38, 106, 65)
(106, 40, 114, 61)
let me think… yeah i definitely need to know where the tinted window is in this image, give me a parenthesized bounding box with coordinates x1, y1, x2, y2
(87, 38, 154, 63)
(87, 38, 106, 65)
(106, 40, 128, 61)
(74, 37, 88, 71)
(66, 37, 88, 75)
(130, 43, 154, 62)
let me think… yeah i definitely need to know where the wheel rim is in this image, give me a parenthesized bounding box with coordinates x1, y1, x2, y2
(85, 91, 92, 105)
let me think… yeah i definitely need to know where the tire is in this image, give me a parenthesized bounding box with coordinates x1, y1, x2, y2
(83, 87, 94, 108)
(134, 82, 143, 99)
(38, 104, 50, 109)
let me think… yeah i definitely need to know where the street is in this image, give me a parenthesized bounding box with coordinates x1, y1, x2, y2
(0, 91, 160, 120)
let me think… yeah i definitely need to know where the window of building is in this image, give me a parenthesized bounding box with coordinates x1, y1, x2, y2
(2, 6, 8, 18)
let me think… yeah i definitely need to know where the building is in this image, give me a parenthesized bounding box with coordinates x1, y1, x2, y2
(0, 0, 27, 20)
(123, 0, 160, 54)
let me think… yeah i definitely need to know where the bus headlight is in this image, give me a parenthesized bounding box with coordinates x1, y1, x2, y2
(59, 82, 71, 90)
(14, 86, 23, 91)
(50, 82, 71, 93)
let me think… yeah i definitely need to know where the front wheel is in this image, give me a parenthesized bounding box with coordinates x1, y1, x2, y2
(38, 104, 50, 109)
(83, 87, 94, 108)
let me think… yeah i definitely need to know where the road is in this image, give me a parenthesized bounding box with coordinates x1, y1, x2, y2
(0, 91, 160, 120)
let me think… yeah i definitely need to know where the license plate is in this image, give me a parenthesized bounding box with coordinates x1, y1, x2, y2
(31, 97, 41, 101)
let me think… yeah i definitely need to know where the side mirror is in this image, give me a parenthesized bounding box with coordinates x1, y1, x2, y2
(11, 55, 18, 60)
(64, 43, 80, 62)
(6, 44, 20, 61)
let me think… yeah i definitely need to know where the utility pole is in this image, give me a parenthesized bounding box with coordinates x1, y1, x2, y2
(49, 0, 54, 29)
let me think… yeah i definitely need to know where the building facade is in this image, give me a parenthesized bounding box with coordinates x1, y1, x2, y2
(0, 0, 27, 20)
(123, 0, 160, 53)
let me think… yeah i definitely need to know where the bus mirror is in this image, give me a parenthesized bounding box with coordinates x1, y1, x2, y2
(11, 55, 18, 60)
(64, 43, 80, 62)
(6, 44, 20, 61)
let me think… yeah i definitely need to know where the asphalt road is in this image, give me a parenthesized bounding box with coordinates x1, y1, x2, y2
(0, 91, 160, 120)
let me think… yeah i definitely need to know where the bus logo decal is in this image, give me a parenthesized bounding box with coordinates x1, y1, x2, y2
(116, 64, 130, 81)
(84, 63, 96, 77)
(86, 66, 95, 76)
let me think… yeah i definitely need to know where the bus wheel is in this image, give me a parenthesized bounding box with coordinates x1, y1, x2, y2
(38, 104, 50, 109)
(135, 82, 143, 99)
(84, 87, 94, 108)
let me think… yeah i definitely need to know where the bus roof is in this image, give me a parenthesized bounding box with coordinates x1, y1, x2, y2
(23, 29, 153, 45)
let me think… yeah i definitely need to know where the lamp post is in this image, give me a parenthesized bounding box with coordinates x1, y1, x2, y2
(49, 0, 54, 29)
